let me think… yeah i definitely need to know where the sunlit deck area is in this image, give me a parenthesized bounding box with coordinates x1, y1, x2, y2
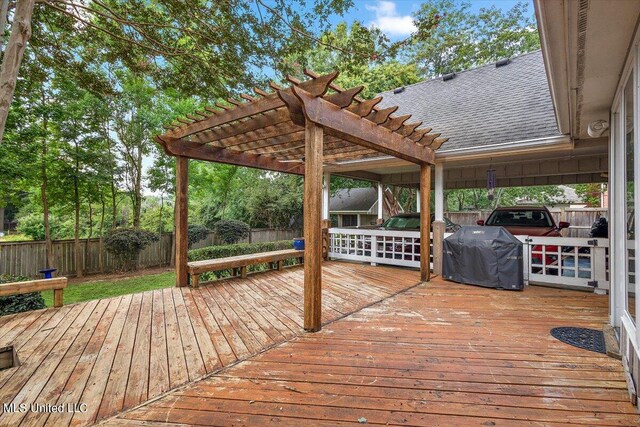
(113, 276, 639, 426)
(0, 262, 418, 426)
(0, 263, 638, 426)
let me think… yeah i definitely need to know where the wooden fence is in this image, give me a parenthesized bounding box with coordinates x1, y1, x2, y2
(0, 228, 301, 278)
(446, 208, 608, 238)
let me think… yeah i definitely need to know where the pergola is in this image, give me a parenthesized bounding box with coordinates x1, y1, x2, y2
(155, 70, 448, 331)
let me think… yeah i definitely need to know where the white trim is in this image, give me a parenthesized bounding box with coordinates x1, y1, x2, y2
(322, 172, 330, 220)
(324, 136, 572, 169)
(635, 45, 640, 344)
(435, 135, 572, 160)
(331, 210, 372, 214)
(377, 183, 383, 220)
(416, 190, 420, 213)
(534, 0, 570, 134)
(435, 163, 444, 221)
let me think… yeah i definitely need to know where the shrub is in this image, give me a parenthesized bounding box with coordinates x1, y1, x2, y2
(0, 275, 46, 316)
(212, 219, 250, 244)
(104, 228, 159, 271)
(188, 240, 296, 281)
(16, 213, 72, 240)
(188, 224, 210, 248)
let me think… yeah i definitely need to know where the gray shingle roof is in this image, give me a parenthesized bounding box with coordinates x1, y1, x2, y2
(329, 187, 377, 212)
(378, 50, 561, 152)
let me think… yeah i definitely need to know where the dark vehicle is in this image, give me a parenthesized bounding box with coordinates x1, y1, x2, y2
(363, 213, 461, 232)
(476, 206, 569, 236)
(360, 213, 460, 261)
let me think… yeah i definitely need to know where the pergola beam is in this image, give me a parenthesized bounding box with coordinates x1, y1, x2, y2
(292, 86, 435, 165)
(157, 136, 304, 175)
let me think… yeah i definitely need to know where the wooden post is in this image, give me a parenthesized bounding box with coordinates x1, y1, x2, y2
(304, 121, 323, 332)
(53, 289, 63, 308)
(322, 219, 331, 260)
(420, 164, 432, 282)
(175, 156, 189, 287)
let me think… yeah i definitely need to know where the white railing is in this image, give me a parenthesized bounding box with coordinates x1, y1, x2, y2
(328, 228, 609, 292)
(328, 228, 422, 268)
(518, 236, 609, 291)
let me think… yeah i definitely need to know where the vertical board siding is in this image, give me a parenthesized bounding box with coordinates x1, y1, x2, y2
(0, 229, 300, 278)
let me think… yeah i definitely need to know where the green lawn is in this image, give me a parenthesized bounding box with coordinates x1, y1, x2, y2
(41, 271, 176, 307)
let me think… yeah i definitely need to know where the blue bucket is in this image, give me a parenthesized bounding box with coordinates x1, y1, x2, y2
(293, 238, 305, 250)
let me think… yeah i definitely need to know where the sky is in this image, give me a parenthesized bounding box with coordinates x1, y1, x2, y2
(328, 0, 530, 40)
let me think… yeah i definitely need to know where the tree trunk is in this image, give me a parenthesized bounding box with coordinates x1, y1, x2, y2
(132, 148, 143, 228)
(84, 198, 93, 274)
(0, 0, 10, 54)
(0, 0, 35, 143)
(74, 141, 82, 277)
(99, 191, 105, 272)
(40, 106, 53, 269)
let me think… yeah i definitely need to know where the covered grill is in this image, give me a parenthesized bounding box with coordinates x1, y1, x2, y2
(443, 226, 524, 290)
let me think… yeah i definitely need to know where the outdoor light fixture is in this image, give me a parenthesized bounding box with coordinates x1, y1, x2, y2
(587, 119, 609, 138)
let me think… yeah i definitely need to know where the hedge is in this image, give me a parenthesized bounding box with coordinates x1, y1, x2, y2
(0, 274, 46, 316)
(188, 240, 298, 281)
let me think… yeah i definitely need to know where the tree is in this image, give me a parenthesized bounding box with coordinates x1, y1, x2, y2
(287, 22, 423, 98)
(0, 0, 358, 143)
(410, 0, 540, 77)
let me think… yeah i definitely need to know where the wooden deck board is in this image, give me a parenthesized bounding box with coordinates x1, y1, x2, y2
(0, 262, 418, 426)
(114, 277, 640, 426)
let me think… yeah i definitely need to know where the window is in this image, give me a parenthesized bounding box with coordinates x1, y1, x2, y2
(486, 210, 553, 227)
(624, 72, 636, 322)
(341, 214, 358, 227)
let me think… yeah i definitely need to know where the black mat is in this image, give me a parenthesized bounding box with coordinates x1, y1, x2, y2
(550, 327, 606, 354)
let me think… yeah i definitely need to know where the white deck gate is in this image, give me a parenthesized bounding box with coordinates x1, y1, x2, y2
(328, 228, 609, 292)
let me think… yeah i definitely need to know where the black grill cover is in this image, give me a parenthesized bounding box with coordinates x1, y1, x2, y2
(443, 226, 524, 290)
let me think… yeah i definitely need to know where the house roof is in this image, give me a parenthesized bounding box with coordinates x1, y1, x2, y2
(377, 50, 562, 152)
(329, 187, 377, 212)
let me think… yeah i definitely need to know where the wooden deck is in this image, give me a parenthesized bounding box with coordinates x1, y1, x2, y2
(113, 278, 640, 426)
(0, 262, 419, 426)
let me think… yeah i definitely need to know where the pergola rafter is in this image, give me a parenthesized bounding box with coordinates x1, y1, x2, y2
(156, 70, 448, 332)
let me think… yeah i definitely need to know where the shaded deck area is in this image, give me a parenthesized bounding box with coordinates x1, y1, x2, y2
(114, 279, 639, 426)
(0, 262, 418, 426)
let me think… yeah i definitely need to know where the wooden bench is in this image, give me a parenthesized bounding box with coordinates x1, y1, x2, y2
(0, 277, 67, 308)
(187, 249, 304, 288)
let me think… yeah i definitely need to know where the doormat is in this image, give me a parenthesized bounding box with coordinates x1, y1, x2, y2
(550, 327, 606, 354)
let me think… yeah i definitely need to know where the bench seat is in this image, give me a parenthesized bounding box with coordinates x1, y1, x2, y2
(187, 249, 304, 287)
(0, 277, 67, 307)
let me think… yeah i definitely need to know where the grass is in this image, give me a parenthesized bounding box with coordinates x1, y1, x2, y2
(41, 271, 176, 307)
(0, 233, 32, 242)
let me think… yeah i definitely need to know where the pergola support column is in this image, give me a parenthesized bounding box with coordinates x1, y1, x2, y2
(377, 182, 384, 224)
(420, 164, 432, 282)
(304, 121, 323, 332)
(175, 156, 189, 288)
(433, 162, 445, 276)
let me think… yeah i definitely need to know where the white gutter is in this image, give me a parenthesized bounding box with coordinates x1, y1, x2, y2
(327, 135, 572, 170)
(435, 135, 573, 161)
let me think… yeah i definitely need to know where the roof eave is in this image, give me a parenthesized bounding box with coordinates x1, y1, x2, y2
(534, 0, 573, 136)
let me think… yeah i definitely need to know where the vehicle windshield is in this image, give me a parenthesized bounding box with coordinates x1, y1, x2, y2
(486, 209, 553, 227)
(381, 216, 421, 229)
